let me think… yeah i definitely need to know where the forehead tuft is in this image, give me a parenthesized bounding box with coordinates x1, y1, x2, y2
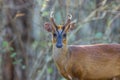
(57, 25, 63, 30)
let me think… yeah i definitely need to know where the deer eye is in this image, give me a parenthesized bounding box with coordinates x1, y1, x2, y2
(63, 34, 66, 38)
(53, 33, 57, 37)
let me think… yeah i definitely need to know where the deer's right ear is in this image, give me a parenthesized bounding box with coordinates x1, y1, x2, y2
(44, 22, 52, 32)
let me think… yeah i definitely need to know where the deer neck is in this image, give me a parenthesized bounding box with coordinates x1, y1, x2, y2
(52, 44, 68, 64)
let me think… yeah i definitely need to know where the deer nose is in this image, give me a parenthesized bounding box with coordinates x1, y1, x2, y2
(56, 35, 63, 48)
(56, 43, 63, 48)
(56, 39, 63, 48)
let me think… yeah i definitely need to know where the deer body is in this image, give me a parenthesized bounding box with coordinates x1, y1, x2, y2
(44, 12, 120, 80)
(53, 44, 120, 80)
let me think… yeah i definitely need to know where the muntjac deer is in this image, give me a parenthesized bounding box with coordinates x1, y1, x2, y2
(44, 12, 120, 80)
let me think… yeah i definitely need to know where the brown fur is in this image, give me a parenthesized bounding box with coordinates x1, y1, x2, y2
(53, 44, 120, 80)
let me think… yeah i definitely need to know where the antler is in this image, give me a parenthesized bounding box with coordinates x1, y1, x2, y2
(50, 11, 57, 29)
(63, 13, 72, 30)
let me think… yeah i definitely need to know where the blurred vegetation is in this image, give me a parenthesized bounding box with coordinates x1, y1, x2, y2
(0, 0, 120, 80)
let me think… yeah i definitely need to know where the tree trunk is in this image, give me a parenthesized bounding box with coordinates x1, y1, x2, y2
(2, 0, 34, 80)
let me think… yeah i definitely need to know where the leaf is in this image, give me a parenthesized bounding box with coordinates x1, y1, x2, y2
(10, 52, 17, 58)
(47, 67, 53, 74)
(9, 47, 14, 51)
(13, 59, 22, 64)
(2, 41, 8, 47)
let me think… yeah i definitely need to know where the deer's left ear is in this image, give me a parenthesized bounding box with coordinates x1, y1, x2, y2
(44, 22, 52, 32)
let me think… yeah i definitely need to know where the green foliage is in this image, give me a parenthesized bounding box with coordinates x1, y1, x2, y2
(1, 41, 14, 52)
(40, 41, 47, 48)
(42, 11, 49, 17)
(32, 41, 38, 49)
(10, 52, 17, 58)
(47, 67, 53, 74)
(9, 47, 14, 51)
(2, 41, 8, 47)
(13, 59, 22, 65)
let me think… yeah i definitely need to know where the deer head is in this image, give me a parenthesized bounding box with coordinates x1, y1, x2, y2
(44, 12, 75, 48)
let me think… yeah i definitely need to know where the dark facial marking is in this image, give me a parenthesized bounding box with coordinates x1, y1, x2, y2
(53, 33, 57, 38)
(63, 33, 66, 38)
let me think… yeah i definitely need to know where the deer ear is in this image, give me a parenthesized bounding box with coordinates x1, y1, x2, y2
(44, 22, 52, 32)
